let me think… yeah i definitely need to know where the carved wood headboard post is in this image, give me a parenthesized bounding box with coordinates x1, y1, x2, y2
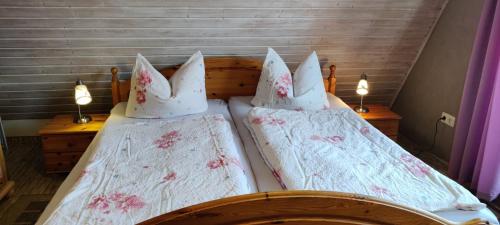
(111, 67, 121, 106)
(328, 65, 337, 95)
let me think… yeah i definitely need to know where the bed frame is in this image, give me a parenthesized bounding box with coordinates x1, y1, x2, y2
(110, 57, 485, 225)
(110, 57, 336, 106)
(138, 191, 485, 225)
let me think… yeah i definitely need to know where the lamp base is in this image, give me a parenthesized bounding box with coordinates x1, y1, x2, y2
(74, 114, 92, 124)
(354, 105, 369, 113)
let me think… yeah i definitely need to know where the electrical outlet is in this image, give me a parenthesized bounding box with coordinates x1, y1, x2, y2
(441, 112, 456, 127)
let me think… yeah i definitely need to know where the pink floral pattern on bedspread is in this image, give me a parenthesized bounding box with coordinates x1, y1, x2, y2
(250, 114, 286, 126)
(400, 153, 431, 177)
(43, 114, 252, 225)
(154, 130, 181, 149)
(360, 126, 370, 135)
(310, 135, 344, 144)
(370, 185, 393, 198)
(246, 107, 484, 212)
(109, 193, 145, 213)
(162, 172, 177, 183)
(88, 192, 145, 214)
(88, 195, 111, 213)
(207, 154, 244, 172)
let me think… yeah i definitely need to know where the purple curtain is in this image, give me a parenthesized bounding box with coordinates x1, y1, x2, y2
(448, 0, 500, 201)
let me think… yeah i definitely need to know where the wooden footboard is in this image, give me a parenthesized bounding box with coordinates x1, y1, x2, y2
(138, 191, 486, 225)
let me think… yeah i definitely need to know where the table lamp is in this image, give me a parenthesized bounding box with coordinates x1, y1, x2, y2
(354, 73, 369, 113)
(74, 79, 92, 124)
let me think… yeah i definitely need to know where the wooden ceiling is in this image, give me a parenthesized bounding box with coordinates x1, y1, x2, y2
(0, 0, 447, 119)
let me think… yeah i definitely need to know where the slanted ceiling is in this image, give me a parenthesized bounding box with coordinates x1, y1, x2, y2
(0, 0, 447, 119)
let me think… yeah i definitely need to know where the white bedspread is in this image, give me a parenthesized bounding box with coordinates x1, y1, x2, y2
(43, 114, 252, 225)
(246, 107, 485, 212)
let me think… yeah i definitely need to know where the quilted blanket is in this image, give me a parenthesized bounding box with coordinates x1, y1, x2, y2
(43, 114, 252, 225)
(246, 107, 484, 212)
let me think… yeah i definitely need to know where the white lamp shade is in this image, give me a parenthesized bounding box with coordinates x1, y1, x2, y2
(356, 79, 369, 96)
(75, 84, 92, 105)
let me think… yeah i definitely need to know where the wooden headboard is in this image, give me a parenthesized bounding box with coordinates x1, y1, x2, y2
(111, 57, 336, 106)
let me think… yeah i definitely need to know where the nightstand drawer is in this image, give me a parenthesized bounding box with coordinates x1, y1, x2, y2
(44, 151, 84, 162)
(39, 114, 108, 173)
(349, 104, 401, 141)
(41, 134, 95, 152)
(368, 119, 399, 136)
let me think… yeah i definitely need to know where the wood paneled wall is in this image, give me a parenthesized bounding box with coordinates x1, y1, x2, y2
(0, 0, 447, 119)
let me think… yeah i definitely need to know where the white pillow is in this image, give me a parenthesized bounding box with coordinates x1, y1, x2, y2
(251, 48, 329, 110)
(125, 52, 208, 118)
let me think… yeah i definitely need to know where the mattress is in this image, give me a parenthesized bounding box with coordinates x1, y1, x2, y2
(37, 99, 257, 224)
(228, 94, 499, 224)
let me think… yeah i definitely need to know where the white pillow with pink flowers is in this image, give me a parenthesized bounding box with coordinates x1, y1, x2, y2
(251, 48, 329, 110)
(125, 52, 208, 118)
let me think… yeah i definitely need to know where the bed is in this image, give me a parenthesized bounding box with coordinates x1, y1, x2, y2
(37, 99, 258, 224)
(38, 56, 496, 225)
(228, 95, 498, 224)
(37, 57, 275, 224)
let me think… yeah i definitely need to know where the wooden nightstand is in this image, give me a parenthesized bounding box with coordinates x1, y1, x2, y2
(38, 114, 108, 173)
(349, 104, 402, 140)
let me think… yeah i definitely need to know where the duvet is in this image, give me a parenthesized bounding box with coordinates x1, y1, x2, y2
(246, 107, 484, 212)
(43, 114, 252, 225)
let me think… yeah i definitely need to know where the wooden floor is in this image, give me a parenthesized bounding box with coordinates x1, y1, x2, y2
(0, 137, 66, 223)
(0, 136, 498, 223)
